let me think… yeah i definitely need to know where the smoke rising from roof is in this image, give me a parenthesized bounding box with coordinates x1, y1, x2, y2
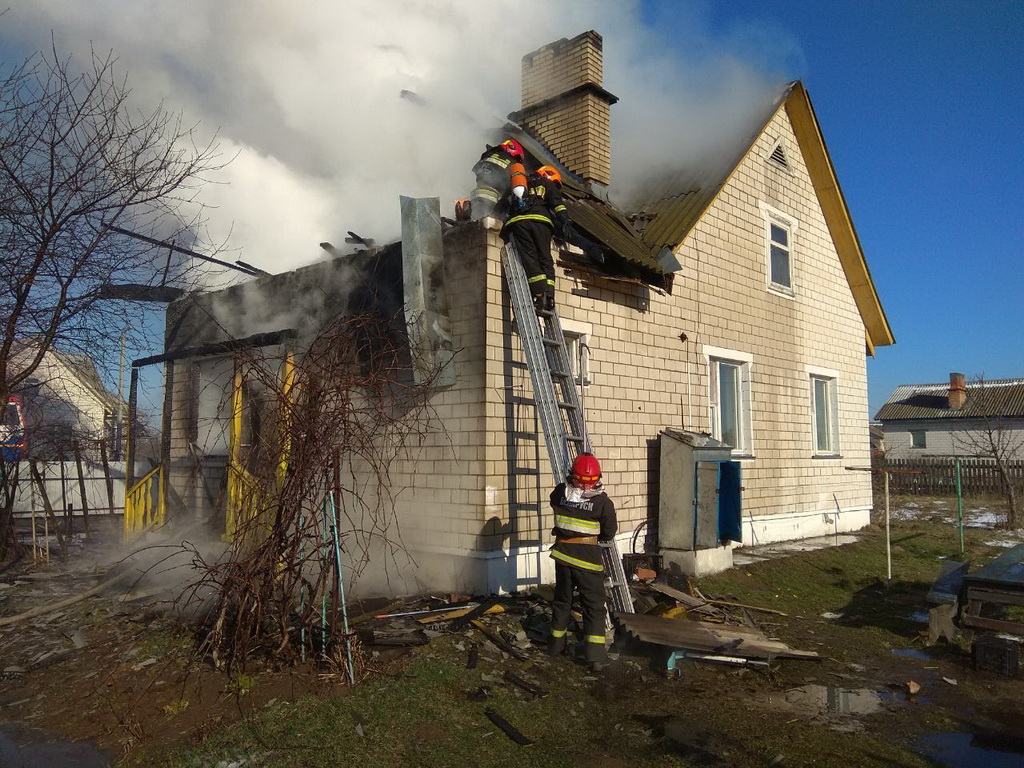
(0, 1, 797, 273)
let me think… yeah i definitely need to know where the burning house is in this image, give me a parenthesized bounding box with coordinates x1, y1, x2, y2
(142, 31, 893, 593)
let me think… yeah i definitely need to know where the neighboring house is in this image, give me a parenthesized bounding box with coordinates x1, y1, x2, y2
(875, 372, 1024, 460)
(157, 31, 893, 592)
(10, 340, 126, 460)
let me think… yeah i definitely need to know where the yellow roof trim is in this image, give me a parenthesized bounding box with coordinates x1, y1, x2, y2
(785, 82, 895, 351)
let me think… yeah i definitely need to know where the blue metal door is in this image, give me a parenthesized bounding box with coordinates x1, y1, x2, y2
(717, 460, 742, 543)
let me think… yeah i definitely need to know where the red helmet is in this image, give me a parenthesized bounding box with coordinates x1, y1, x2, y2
(571, 453, 601, 490)
(536, 165, 562, 187)
(500, 139, 524, 159)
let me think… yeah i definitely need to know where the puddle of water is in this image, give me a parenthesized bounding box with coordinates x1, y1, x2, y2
(783, 685, 898, 716)
(892, 648, 932, 661)
(907, 612, 930, 624)
(0, 722, 111, 768)
(916, 732, 1024, 768)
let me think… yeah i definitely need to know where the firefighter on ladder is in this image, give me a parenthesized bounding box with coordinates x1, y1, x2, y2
(548, 452, 617, 670)
(468, 138, 525, 221)
(501, 165, 568, 313)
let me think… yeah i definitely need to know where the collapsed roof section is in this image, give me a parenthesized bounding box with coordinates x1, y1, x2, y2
(505, 30, 893, 352)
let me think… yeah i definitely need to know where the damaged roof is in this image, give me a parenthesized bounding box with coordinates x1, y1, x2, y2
(876, 378, 1024, 421)
(507, 80, 894, 353)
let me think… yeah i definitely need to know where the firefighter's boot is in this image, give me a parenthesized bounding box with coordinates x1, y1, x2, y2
(547, 634, 567, 657)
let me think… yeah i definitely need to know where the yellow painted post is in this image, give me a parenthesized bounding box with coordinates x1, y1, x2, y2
(225, 366, 245, 541)
(277, 350, 294, 489)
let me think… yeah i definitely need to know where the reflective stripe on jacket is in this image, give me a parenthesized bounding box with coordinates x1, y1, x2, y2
(549, 482, 617, 573)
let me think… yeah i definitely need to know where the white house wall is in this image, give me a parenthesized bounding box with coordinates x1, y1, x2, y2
(883, 419, 1024, 460)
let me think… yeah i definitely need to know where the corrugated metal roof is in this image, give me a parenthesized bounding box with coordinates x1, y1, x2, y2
(875, 378, 1024, 421)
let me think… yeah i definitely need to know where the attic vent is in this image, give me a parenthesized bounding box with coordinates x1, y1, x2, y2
(768, 140, 790, 170)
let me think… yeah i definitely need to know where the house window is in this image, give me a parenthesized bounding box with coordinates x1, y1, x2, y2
(810, 374, 840, 455)
(759, 202, 798, 296)
(560, 318, 593, 388)
(705, 346, 753, 457)
(911, 430, 927, 449)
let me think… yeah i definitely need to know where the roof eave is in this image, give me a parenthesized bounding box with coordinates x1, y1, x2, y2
(784, 82, 895, 351)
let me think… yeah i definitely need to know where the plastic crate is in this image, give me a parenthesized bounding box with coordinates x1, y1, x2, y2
(972, 635, 1020, 676)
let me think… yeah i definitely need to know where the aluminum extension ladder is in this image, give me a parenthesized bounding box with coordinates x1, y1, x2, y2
(501, 242, 634, 616)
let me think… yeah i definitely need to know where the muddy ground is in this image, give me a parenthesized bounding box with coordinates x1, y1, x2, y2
(1, 502, 1023, 767)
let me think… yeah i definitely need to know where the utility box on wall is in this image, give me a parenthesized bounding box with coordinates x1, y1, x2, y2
(658, 429, 742, 576)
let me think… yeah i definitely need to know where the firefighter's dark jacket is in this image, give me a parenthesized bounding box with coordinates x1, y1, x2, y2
(549, 482, 617, 573)
(505, 175, 568, 230)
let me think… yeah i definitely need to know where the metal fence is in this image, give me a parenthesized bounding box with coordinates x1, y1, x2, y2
(874, 456, 1024, 496)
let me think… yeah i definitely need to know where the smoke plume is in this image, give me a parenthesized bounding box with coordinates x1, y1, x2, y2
(0, 1, 798, 274)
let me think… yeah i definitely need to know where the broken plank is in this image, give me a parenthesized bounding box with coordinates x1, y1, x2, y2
(484, 708, 534, 746)
(703, 597, 788, 616)
(470, 619, 528, 660)
(415, 603, 503, 624)
(503, 670, 549, 698)
(615, 612, 819, 661)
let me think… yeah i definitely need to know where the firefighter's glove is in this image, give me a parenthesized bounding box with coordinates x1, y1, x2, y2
(555, 214, 572, 241)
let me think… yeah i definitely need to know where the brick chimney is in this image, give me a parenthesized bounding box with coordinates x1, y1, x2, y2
(948, 372, 967, 409)
(515, 31, 618, 186)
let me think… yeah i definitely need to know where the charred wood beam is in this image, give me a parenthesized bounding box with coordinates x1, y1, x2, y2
(484, 708, 534, 747)
(133, 330, 297, 368)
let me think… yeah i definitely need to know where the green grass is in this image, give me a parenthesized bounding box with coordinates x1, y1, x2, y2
(130, 514, 1020, 768)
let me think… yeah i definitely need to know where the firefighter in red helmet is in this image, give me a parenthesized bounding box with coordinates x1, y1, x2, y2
(548, 452, 617, 670)
(469, 138, 525, 221)
(502, 164, 568, 313)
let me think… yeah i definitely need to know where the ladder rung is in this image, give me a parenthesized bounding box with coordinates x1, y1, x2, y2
(541, 338, 560, 347)
(565, 435, 585, 444)
(557, 401, 579, 411)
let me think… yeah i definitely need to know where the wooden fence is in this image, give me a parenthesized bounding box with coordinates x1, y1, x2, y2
(874, 456, 1024, 497)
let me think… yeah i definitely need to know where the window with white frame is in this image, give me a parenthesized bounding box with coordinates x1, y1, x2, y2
(560, 319, 592, 388)
(759, 202, 798, 295)
(809, 371, 840, 456)
(705, 346, 753, 456)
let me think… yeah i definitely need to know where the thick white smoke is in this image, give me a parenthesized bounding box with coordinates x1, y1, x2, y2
(0, 1, 797, 274)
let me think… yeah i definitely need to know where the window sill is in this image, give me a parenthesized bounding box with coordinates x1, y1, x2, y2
(812, 453, 842, 460)
(768, 284, 795, 299)
(732, 453, 755, 460)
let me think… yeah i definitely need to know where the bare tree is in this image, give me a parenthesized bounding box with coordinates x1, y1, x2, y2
(0, 42, 222, 409)
(183, 312, 447, 672)
(0, 42, 223, 555)
(952, 375, 1024, 529)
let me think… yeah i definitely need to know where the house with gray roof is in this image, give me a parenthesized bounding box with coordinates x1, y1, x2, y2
(875, 372, 1024, 460)
(157, 30, 894, 592)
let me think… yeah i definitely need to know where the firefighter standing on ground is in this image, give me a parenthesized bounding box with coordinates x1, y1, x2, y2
(469, 138, 525, 221)
(548, 452, 617, 668)
(502, 165, 568, 312)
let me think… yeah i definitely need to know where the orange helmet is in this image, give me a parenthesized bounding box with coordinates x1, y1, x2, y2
(571, 453, 601, 490)
(536, 165, 562, 187)
(499, 139, 524, 159)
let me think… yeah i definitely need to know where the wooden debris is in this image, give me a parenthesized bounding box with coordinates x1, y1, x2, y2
(415, 603, 504, 624)
(365, 628, 429, 646)
(615, 612, 820, 661)
(503, 670, 549, 698)
(484, 708, 534, 746)
(470, 619, 528, 660)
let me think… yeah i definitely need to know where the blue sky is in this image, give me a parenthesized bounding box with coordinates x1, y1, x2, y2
(1, 1, 1021, 420)
(647, 0, 1024, 415)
